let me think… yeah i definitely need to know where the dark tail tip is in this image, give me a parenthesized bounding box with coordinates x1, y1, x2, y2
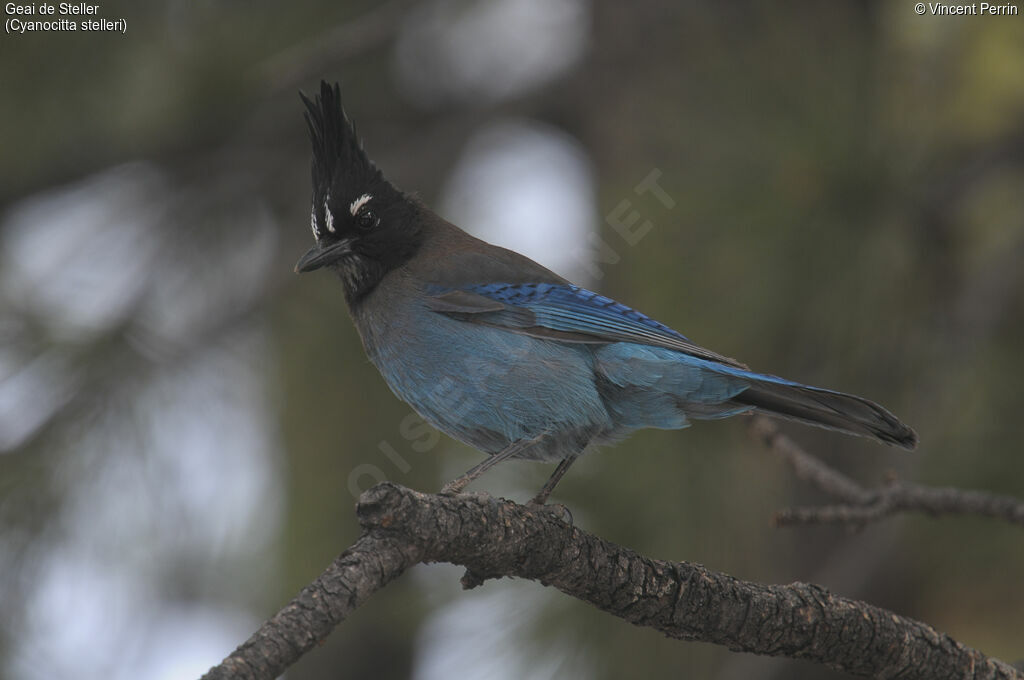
(733, 382, 919, 451)
(879, 422, 918, 451)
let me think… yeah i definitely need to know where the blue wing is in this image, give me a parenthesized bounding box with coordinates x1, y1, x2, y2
(425, 282, 747, 368)
(425, 282, 918, 448)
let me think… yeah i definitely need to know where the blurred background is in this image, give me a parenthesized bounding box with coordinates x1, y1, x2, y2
(2, 1, 1023, 678)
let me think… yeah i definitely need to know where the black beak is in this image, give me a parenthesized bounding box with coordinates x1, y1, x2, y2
(294, 239, 353, 273)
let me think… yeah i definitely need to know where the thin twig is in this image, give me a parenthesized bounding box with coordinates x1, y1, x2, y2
(747, 415, 875, 505)
(776, 480, 1024, 529)
(748, 415, 1024, 529)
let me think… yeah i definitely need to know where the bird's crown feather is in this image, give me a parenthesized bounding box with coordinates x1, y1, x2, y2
(300, 81, 382, 223)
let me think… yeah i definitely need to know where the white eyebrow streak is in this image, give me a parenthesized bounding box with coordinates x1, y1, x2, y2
(349, 193, 372, 216)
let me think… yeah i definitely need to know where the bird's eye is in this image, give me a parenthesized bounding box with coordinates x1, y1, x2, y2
(356, 209, 379, 231)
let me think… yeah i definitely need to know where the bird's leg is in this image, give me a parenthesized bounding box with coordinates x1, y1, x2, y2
(440, 435, 543, 495)
(528, 453, 579, 506)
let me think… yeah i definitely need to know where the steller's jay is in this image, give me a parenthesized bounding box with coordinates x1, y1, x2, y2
(295, 82, 917, 505)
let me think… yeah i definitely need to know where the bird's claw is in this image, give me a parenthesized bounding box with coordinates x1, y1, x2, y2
(527, 499, 574, 525)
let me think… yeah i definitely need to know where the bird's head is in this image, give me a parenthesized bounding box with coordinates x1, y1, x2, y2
(295, 81, 422, 302)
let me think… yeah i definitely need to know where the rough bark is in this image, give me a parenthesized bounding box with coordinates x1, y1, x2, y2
(202, 483, 1022, 680)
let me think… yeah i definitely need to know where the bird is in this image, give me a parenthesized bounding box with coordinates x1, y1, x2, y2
(295, 81, 917, 505)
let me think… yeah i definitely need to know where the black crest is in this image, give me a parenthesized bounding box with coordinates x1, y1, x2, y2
(300, 81, 383, 238)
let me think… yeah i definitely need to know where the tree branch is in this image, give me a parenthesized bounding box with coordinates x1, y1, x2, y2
(747, 415, 1024, 530)
(202, 482, 1022, 680)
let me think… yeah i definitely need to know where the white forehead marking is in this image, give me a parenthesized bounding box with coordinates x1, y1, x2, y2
(349, 193, 372, 216)
(310, 204, 319, 240)
(324, 198, 335, 233)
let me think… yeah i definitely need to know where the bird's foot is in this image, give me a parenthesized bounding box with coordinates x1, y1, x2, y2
(439, 477, 469, 496)
(526, 497, 574, 525)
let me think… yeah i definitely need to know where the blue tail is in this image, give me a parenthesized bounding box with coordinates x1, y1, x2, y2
(597, 344, 917, 449)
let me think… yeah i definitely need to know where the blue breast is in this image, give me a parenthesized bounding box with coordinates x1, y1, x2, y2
(361, 295, 615, 461)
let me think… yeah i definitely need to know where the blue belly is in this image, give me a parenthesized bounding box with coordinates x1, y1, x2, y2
(363, 309, 614, 461)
